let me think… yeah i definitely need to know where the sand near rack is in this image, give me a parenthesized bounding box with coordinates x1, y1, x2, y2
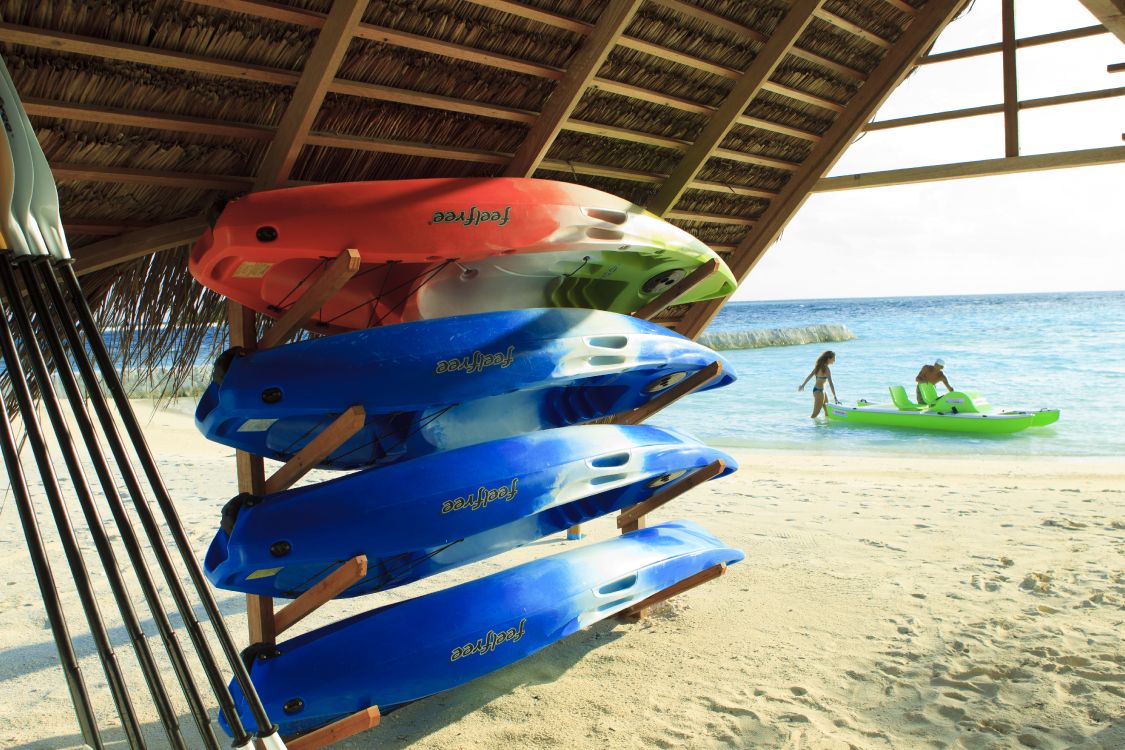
(0, 401, 1121, 749)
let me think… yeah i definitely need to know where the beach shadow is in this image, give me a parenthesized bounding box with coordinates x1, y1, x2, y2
(322, 617, 629, 749)
(0, 592, 249, 684)
(4, 714, 226, 750)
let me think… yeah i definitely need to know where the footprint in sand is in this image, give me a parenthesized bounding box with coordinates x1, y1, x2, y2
(1020, 572, 1054, 594)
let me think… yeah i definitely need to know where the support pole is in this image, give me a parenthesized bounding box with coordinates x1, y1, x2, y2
(1001, 0, 1019, 157)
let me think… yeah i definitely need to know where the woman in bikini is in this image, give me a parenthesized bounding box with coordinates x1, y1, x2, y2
(798, 350, 838, 418)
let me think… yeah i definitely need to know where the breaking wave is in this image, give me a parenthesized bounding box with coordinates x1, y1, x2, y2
(698, 323, 856, 351)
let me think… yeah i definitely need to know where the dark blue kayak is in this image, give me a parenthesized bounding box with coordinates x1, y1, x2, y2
(195, 308, 733, 469)
(205, 424, 735, 599)
(221, 520, 743, 737)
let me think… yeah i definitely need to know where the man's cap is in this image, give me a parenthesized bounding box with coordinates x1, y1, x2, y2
(935, 358, 945, 367)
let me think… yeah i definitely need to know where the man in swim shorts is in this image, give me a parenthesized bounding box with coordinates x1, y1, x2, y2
(915, 358, 953, 403)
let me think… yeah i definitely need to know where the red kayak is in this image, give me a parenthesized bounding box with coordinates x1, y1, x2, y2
(189, 178, 735, 331)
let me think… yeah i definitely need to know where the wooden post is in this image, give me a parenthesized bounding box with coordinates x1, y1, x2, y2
(1001, 0, 1019, 157)
(228, 300, 276, 645)
(258, 248, 361, 349)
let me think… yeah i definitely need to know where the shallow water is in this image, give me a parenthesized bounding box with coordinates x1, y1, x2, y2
(652, 291, 1125, 458)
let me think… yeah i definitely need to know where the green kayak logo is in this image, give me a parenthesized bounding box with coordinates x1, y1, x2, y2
(450, 618, 527, 662)
(441, 478, 519, 514)
(431, 205, 512, 227)
(435, 345, 515, 375)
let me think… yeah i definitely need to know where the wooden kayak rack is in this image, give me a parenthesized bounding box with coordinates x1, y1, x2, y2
(222, 248, 727, 748)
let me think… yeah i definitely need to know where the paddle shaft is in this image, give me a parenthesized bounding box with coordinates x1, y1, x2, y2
(57, 260, 281, 741)
(21, 258, 220, 748)
(36, 258, 249, 744)
(0, 262, 148, 748)
(0, 328, 102, 749)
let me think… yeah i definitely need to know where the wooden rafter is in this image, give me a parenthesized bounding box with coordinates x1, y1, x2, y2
(72, 216, 210, 275)
(24, 99, 273, 140)
(1078, 1, 1125, 45)
(813, 145, 1125, 191)
(674, 0, 969, 340)
(647, 0, 823, 215)
(813, 8, 894, 49)
(53, 164, 253, 191)
(865, 86, 1125, 130)
(920, 24, 1108, 64)
(0, 23, 298, 85)
(504, 1, 642, 177)
(254, 0, 368, 189)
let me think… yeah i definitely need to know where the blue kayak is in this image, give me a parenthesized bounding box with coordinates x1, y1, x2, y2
(221, 520, 743, 736)
(205, 424, 735, 599)
(196, 308, 733, 469)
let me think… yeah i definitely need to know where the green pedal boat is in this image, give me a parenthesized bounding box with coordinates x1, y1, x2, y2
(825, 384, 1060, 434)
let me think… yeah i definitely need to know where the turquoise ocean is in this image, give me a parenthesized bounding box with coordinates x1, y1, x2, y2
(651, 290, 1125, 458)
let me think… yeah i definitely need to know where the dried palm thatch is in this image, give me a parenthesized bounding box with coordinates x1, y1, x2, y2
(0, 0, 969, 395)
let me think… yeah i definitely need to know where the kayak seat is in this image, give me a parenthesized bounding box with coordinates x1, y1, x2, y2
(888, 385, 923, 411)
(918, 382, 939, 405)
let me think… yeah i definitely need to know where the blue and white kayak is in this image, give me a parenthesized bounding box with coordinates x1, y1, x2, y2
(205, 424, 735, 599)
(221, 520, 743, 737)
(195, 308, 733, 470)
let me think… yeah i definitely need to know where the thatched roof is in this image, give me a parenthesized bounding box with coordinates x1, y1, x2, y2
(0, 0, 967, 387)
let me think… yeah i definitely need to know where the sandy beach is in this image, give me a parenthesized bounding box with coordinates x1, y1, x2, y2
(1, 401, 1122, 749)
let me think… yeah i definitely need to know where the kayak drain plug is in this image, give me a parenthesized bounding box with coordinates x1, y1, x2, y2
(270, 541, 291, 557)
(261, 387, 283, 404)
(283, 698, 304, 715)
(256, 226, 278, 242)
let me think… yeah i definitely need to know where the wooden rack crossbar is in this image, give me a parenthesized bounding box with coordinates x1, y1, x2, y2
(263, 405, 365, 495)
(617, 459, 725, 532)
(632, 258, 719, 321)
(273, 556, 368, 637)
(620, 563, 727, 619)
(259, 248, 361, 349)
(286, 708, 382, 750)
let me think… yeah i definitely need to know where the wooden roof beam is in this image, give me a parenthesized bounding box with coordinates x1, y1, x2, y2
(813, 8, 894, 49)
(648, 0, 822, 215)
(253, 0, 368, 189)
(865, 85, 1125, 130)
(504, 0, 643, 177)
(53, 164, 253, 191)
(72, 216, 211, 275)
(23, 98, 273, 140)
(1076, 1, 1125, 46)
(813, 145, 1125, 191)
(920, 25, 1108, 64)
(674, 0, 968, 339)
(0, 23, 299, 85)
(665, 210, 756, 226)
(880, 0, 918, 14)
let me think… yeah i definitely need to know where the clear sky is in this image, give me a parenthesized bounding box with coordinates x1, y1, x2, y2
(734, 0, 1125, 301)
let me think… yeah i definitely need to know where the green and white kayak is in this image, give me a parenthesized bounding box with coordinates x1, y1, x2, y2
(825, 385, 1060, 434)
